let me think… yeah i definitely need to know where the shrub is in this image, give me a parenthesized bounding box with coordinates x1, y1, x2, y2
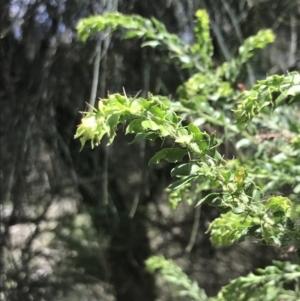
(75, 10, 300, 301)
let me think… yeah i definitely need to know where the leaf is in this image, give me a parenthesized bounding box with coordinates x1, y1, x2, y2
(231, 203, 246, 214)
(274, 90, 288, 107)
(157, 125, 170, 137)
(150, 17, 167, 32)
(218, 261, 300, 301)
(145, 256, 208, 301)
(188, 123, 204, 139)
(107, 113, 120, 129)
(168, 175, 195, 190)
(218, 169, 232, 182)
(107, 113, 120, 143)
(171, 163, 200, 177)
(293, 183, 300, 194)
(129, 132, 159, 144)
(287, 84, 300, 96)
(196, 192, 220, 207)
(149, 105, 165, 119)
(188, 123, 209, 152)
(235, 138, 251, 149)
(207, 212, 259, 246)
(265, 196, 292, 213)
(126, 119, 144, 134)
(141, 120, 160, 131)
(175, 134, 193, 145)
(141, 40, 161, 48)
(123, 30, 145, 39)
(113, 93, 128, 105)
(149, 148, 188, 165)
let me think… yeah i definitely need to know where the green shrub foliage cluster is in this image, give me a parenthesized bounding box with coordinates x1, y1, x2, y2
(76, 10, 300, 301)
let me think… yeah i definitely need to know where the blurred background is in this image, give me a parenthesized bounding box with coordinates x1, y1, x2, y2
(1, 1, 299, 300)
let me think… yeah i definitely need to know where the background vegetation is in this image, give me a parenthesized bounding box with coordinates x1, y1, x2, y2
(1, 1, 299, 301)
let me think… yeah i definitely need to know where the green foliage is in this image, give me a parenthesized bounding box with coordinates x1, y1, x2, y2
(77, 10, 274, 76)
(207, 212, 261, 246)
(235, 72, 300, 126)
(74, 93, 213, 155)
(77, 12, 201, 71)
(76, 9, 300, 301)
(75, 90, 298, 247)
(146, 258, 300, 301)
(146, 256, 209, 301)
(191, 9, 213, 70)
(217, 261, 300, 301)
(217, 29, 275, 82)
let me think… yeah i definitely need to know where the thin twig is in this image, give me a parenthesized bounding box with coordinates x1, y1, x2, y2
(202, 0, 231, 61)
(289, 14, 297, 68)
(129, 50, 150, 218)
(88, 38, 102, 111)
(220, 0, 255, 85)
(185, 203, 201, 253)
(95, 0, 119, 207)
